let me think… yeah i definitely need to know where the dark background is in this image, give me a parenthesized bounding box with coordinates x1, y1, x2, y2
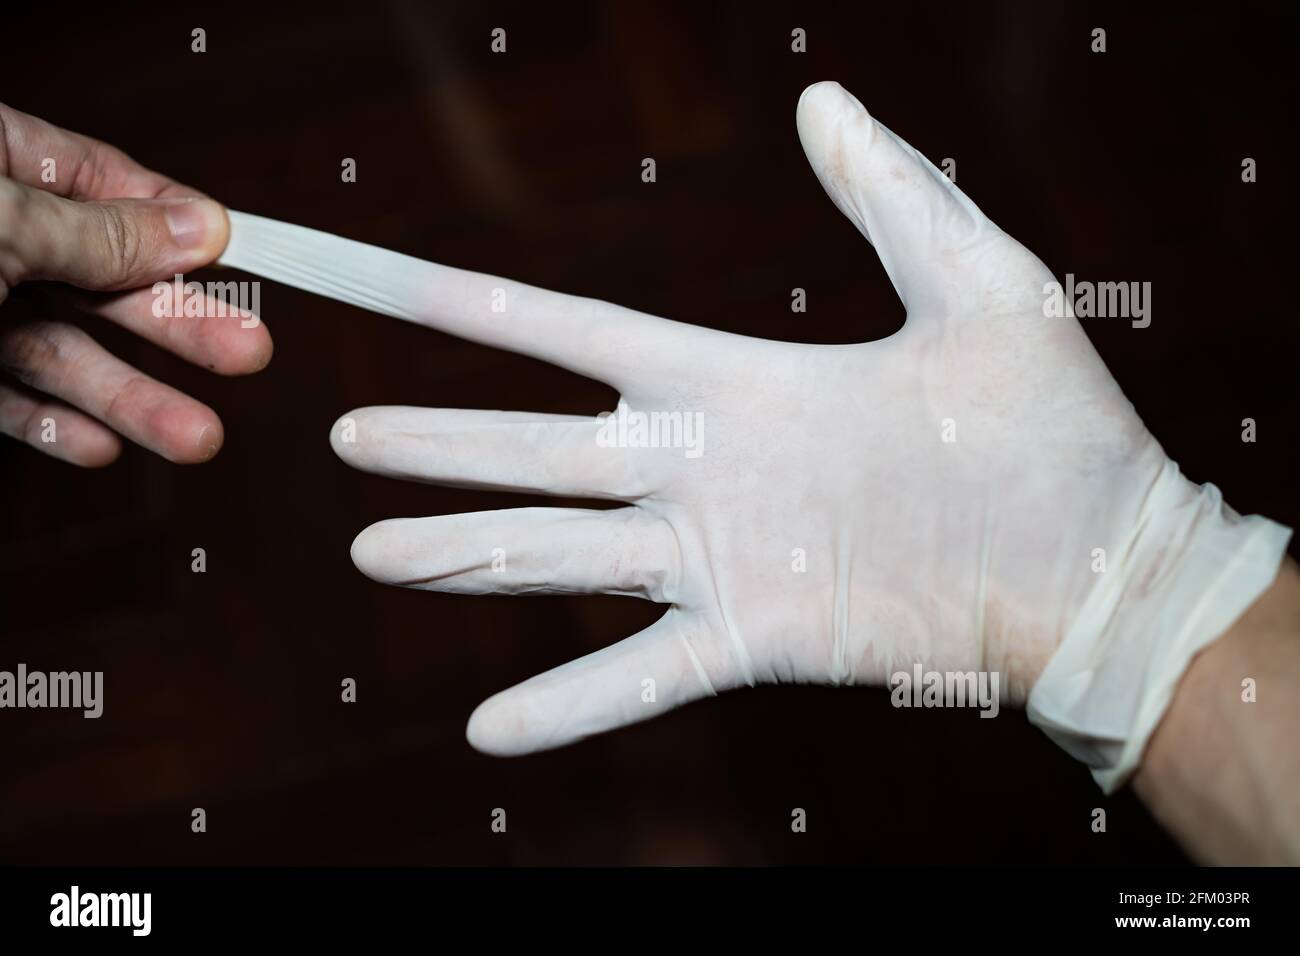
(1, 1, 1296, 864)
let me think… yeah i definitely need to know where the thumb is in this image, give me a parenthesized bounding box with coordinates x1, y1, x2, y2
(796, 80, 997, 316)
(13, 184, 230, 291)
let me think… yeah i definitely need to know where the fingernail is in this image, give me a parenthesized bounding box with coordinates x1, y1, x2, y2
(196, 424, 220, 462)
(165, 199, 225, 250)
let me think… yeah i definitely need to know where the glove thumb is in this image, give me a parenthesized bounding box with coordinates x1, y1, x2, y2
(796, 80, 994, 316)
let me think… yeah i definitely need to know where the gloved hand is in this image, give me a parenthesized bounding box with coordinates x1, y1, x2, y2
(219, 81, 1290, 790)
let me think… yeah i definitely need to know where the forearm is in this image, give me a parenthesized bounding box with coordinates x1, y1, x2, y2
(1132, 556, 1300, 864)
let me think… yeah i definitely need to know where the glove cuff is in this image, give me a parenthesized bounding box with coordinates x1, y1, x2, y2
(1026, 458, 1292, 793)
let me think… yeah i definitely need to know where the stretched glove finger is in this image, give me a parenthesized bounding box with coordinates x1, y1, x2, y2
(219, 209, 725, 394)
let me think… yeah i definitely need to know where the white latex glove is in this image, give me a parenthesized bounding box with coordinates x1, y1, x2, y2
(218, 81, 1290, 790)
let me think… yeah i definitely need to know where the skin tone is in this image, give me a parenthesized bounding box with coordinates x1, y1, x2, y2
(0, 103, 270, 466)
(1134, 558, 1300, 864)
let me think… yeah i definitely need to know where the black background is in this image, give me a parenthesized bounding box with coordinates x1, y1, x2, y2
(1, 1, 1296, 865)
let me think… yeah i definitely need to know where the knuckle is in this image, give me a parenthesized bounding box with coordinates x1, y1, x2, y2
(96, 203, 147, 279)
(0, 320, 70, 387)
(70, 140, 113, 199)
(0, 179, 31, 284)
(101, 372, 149, 426)
(0, 175, 19, 222)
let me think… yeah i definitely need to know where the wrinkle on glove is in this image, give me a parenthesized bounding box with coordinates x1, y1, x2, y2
(219, 81, 1291, 792)
(1028, 460, 1289, 791)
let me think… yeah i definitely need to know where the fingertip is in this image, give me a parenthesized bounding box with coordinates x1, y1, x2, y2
(193, 419, 224, 463)
(349, 520, 392, 582)
(330, 408, 366, 459)
(212, 319, 272, 376)
(77, 429, 123, 468)
(54, 423, 122, 468)
(156, 408, 223, 464)
(797, 80, 872, 153)
(798, 79, 843, 108)
(465, 703, 493, 754)
(466, 697, 523, 757)
(252, 324, 274, 371)
(349, 525, 372, 573)
(797, 80, 865, 123)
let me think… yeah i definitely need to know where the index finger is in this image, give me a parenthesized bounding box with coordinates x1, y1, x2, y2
(0, 102, 200, 201)
(218, 209, 731, 393)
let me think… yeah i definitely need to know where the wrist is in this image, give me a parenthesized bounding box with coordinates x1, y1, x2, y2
(1132, 557, 1300, 863)
(1027, 459, 1292, 790)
